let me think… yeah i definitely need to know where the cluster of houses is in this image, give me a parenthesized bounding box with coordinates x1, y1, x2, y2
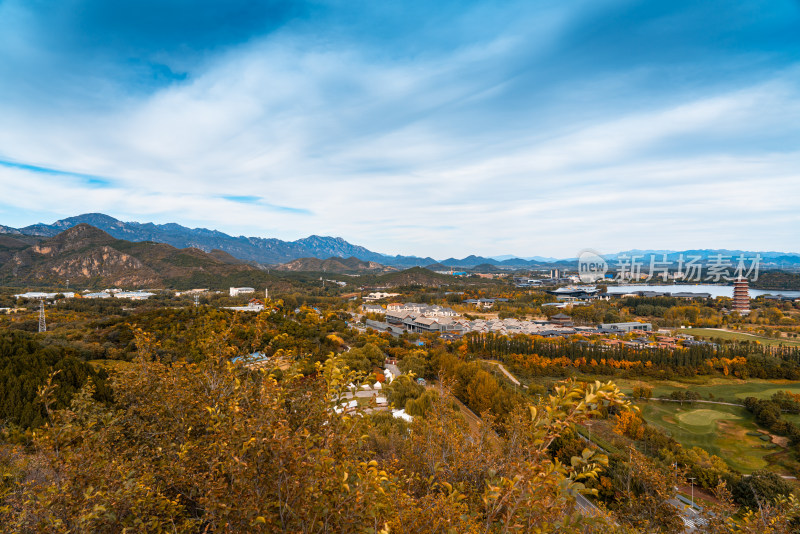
(360, 301, 657, 340)
(445, 317, 578, 337)
(420, 318, 652, 338)
(364, 307, 717, 352)
(13, 290, 155, 300)
(608, 290, 712, 299)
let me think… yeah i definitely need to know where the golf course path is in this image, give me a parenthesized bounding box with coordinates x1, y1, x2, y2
(649, 398, 743, 407)
(481, 360, 521, 386)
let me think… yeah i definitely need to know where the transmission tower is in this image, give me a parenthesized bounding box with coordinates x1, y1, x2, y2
(194, 293, 199, 308)
(38, 299, 46, 333)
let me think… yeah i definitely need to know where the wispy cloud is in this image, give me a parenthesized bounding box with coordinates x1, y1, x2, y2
(220, 195, 312, 214)
(0, 159, 114, 188)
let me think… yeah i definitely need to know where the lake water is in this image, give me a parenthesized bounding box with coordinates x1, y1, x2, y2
(604, 284, 800, 299)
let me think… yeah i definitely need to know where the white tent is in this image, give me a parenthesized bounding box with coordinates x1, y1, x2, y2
(391, 409, 413, 422)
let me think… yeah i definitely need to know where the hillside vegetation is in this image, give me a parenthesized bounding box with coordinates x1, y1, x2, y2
(0, 224, 261, 288)
(276, 256, 391, 274)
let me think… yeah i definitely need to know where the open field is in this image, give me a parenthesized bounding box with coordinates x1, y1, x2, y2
(639, 401, 779, 473)
(614, 377, 800, 401)
(680, 328, 800, 347)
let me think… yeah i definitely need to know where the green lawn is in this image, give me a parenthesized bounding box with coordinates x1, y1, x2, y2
(638, 401, 776, 473)
(676, 408, 738, 426)
(783, 413, 800, 426)
(614, 377, 800, 402)
(681, 328, 800, 348)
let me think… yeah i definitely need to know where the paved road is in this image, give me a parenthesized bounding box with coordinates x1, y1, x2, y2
(481, 360, 522, 386)
(385, 363, 401, 377)
(572, 491, 605, 518)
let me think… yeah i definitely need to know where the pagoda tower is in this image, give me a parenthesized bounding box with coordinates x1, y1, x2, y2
(732, 277, 750, 315)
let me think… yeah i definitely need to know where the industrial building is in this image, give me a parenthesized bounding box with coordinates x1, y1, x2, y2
(599, 322, 653, 334)
(230, 287, 255, 297)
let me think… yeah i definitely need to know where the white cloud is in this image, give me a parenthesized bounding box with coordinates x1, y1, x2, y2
(1, 13, 799, 258)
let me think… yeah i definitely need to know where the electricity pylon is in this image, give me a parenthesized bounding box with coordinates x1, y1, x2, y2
(38, 299, 46, 333)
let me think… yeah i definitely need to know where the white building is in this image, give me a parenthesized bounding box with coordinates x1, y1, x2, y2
(230, 287, 255, 297)
(115, 291, 156, 300)
(84, 292, 112, 299)
(175, 288, 208, 297)
(364, 292, 400, 301)
(386, 302, 458, 317)
(13, 292, 75, 299)
(361, 304, 385, 314)
(224, 301, 265, 312)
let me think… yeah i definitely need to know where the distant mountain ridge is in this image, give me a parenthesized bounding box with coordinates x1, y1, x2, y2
(2, 213, 799, 269)
(491, 254, 560, 262)
(10, 213, 438, 267)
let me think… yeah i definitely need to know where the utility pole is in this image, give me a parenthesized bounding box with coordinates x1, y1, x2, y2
(38, 299, 46, 333)
(688, 477, 695, 508)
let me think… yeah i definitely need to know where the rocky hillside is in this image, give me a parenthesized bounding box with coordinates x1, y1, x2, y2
(0, 234, 43, 264)
(0, 224, 260, 288)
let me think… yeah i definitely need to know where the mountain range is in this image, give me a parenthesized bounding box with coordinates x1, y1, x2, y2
(8, 213, 400, 265)
(0, 224, 459, 290)
(2, 213, 799, 270)
(0, 224, 262, 288)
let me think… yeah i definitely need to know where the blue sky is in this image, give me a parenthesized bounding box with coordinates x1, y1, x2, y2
(1, 0, 799, 258)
